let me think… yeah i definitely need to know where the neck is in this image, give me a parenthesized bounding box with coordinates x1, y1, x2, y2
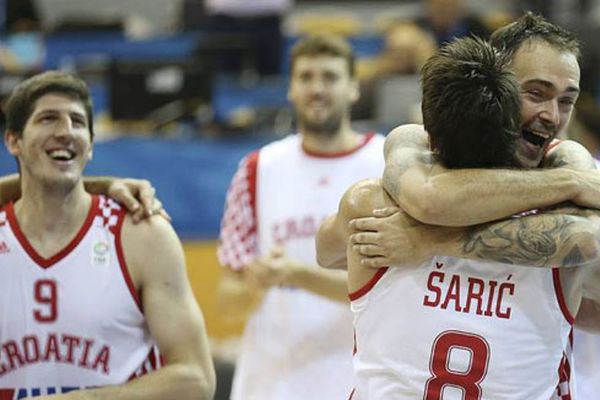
(14, 181, 91, 243)
(301, 120, 361, 154)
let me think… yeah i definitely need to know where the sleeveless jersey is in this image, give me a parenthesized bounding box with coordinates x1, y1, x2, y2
(219, 133, 385, 400)
(0, 195, 159, 399)
(351, 256, 573, 400)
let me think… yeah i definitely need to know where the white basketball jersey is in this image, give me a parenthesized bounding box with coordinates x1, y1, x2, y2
(0, 195, 159, 399)
(219, 133, 385, 400)
(351, 256, 573, 400)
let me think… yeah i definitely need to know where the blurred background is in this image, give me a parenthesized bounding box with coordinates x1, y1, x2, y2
(2, 0, 600, 397)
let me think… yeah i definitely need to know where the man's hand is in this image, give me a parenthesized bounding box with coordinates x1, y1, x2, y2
(107, 178, 170, 223)
(349, 207, 442, 268)
(245, 247, 295, 289)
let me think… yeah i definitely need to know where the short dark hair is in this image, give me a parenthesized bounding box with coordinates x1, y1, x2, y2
(421, 36, 521, 169)
(290, 33, 356, 77)
(490, 12, 580, 61)
(3, 71, 94, 139)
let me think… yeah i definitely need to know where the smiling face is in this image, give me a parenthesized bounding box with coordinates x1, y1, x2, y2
(287, 55, 359, 138)
(512, 40, 580, 168)
(5, 93, 93, 193)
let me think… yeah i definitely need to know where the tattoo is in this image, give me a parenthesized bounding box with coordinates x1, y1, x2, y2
(563, 246, 586, 267)
(462, 211, 600, 268)
(383, 149, 433, 200)
(543, 151, 569, 168)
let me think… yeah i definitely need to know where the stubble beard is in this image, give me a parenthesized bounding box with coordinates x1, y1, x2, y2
(297, 111, 343, 139)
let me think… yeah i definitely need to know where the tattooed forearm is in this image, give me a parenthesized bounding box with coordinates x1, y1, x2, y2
(462, 212, 600, 268)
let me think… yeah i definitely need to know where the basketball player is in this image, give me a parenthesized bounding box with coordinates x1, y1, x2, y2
(318, 35, 600, 399)
(348, 13, 600, 399)
(217, 34, 385, 399)
(0, 71, 215, 399)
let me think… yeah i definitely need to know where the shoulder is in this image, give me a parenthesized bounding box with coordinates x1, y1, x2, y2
(340, 178, 393, 219)
(120, 215, 185, 285)
(385, 124, 428, 153)
(255, 134, 300, 166)
(121, 215, 180, 254)
(544, 139, 595, 169)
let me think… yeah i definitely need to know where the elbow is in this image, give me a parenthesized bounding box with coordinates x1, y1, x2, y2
(315, 230, 344, 270)
(398, 188, 445, 225)
(169, 363, 216, 400)
(315, 228, 330, 268)
(190, 364, 217, 400)
(579, 235, 600, 266)
(201, 367, 217, 400)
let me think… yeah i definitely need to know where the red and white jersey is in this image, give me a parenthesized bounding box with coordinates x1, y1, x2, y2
(571, 157, 600, 399)
(351, 256, 574, 400)
(219, 133, 385, 400)
(0, 195, 159, 399)
(573, 328, 600, 399)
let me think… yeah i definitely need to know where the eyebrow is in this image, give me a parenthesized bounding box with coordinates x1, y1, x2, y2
(523, 79, 580, 95)
(35, 109, 86, 118)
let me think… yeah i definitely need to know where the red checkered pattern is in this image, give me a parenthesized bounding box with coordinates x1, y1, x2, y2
(554, 330, 573, 400)
(218, 151, 259, 271)
(95, 195, 123, 234)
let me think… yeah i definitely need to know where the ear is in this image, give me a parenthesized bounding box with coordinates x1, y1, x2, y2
(87, 144, 93, 162)
(4, 130, 21, 156)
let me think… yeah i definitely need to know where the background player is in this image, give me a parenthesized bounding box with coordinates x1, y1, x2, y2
(217, 33, 385, 399)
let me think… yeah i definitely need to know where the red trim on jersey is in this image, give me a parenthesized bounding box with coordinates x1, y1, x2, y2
(555, 345, 573, 399)
(248, 151, 259, 249)
(114, 207, 143, 311)
(6, 195, 98, 269)
(552, 268, 575, 325)
(302, 132, 376, 158)
(349, 267, 389, 301)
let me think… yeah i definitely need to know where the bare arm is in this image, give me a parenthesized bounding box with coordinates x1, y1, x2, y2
(217, 268, 264, 324)
(0, 174, 164, 221)
(85, 177, 167, 222)
(457, 206, 600, 268)
(56, 216, 217, 400)
(382, 124, 600, 226)
(351, 204, 600, 270)
(246, 246, 350, 303)
(316, 214, 348, 270)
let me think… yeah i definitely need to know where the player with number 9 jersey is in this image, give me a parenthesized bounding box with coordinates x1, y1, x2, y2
(0, 195, 160, 399)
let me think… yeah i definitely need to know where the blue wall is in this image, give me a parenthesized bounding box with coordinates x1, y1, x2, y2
(0, 135, 274, 240)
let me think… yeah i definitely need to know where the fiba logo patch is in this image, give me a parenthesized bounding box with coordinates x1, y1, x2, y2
(92, 242, 110, 266)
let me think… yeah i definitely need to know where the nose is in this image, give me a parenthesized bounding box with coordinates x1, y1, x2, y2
(539, 99, 560, 129)
(308, 78, 326, 95)
(54, 115, 75, 138)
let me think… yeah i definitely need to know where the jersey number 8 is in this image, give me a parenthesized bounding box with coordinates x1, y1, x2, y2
(424, 330, 490, 400)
